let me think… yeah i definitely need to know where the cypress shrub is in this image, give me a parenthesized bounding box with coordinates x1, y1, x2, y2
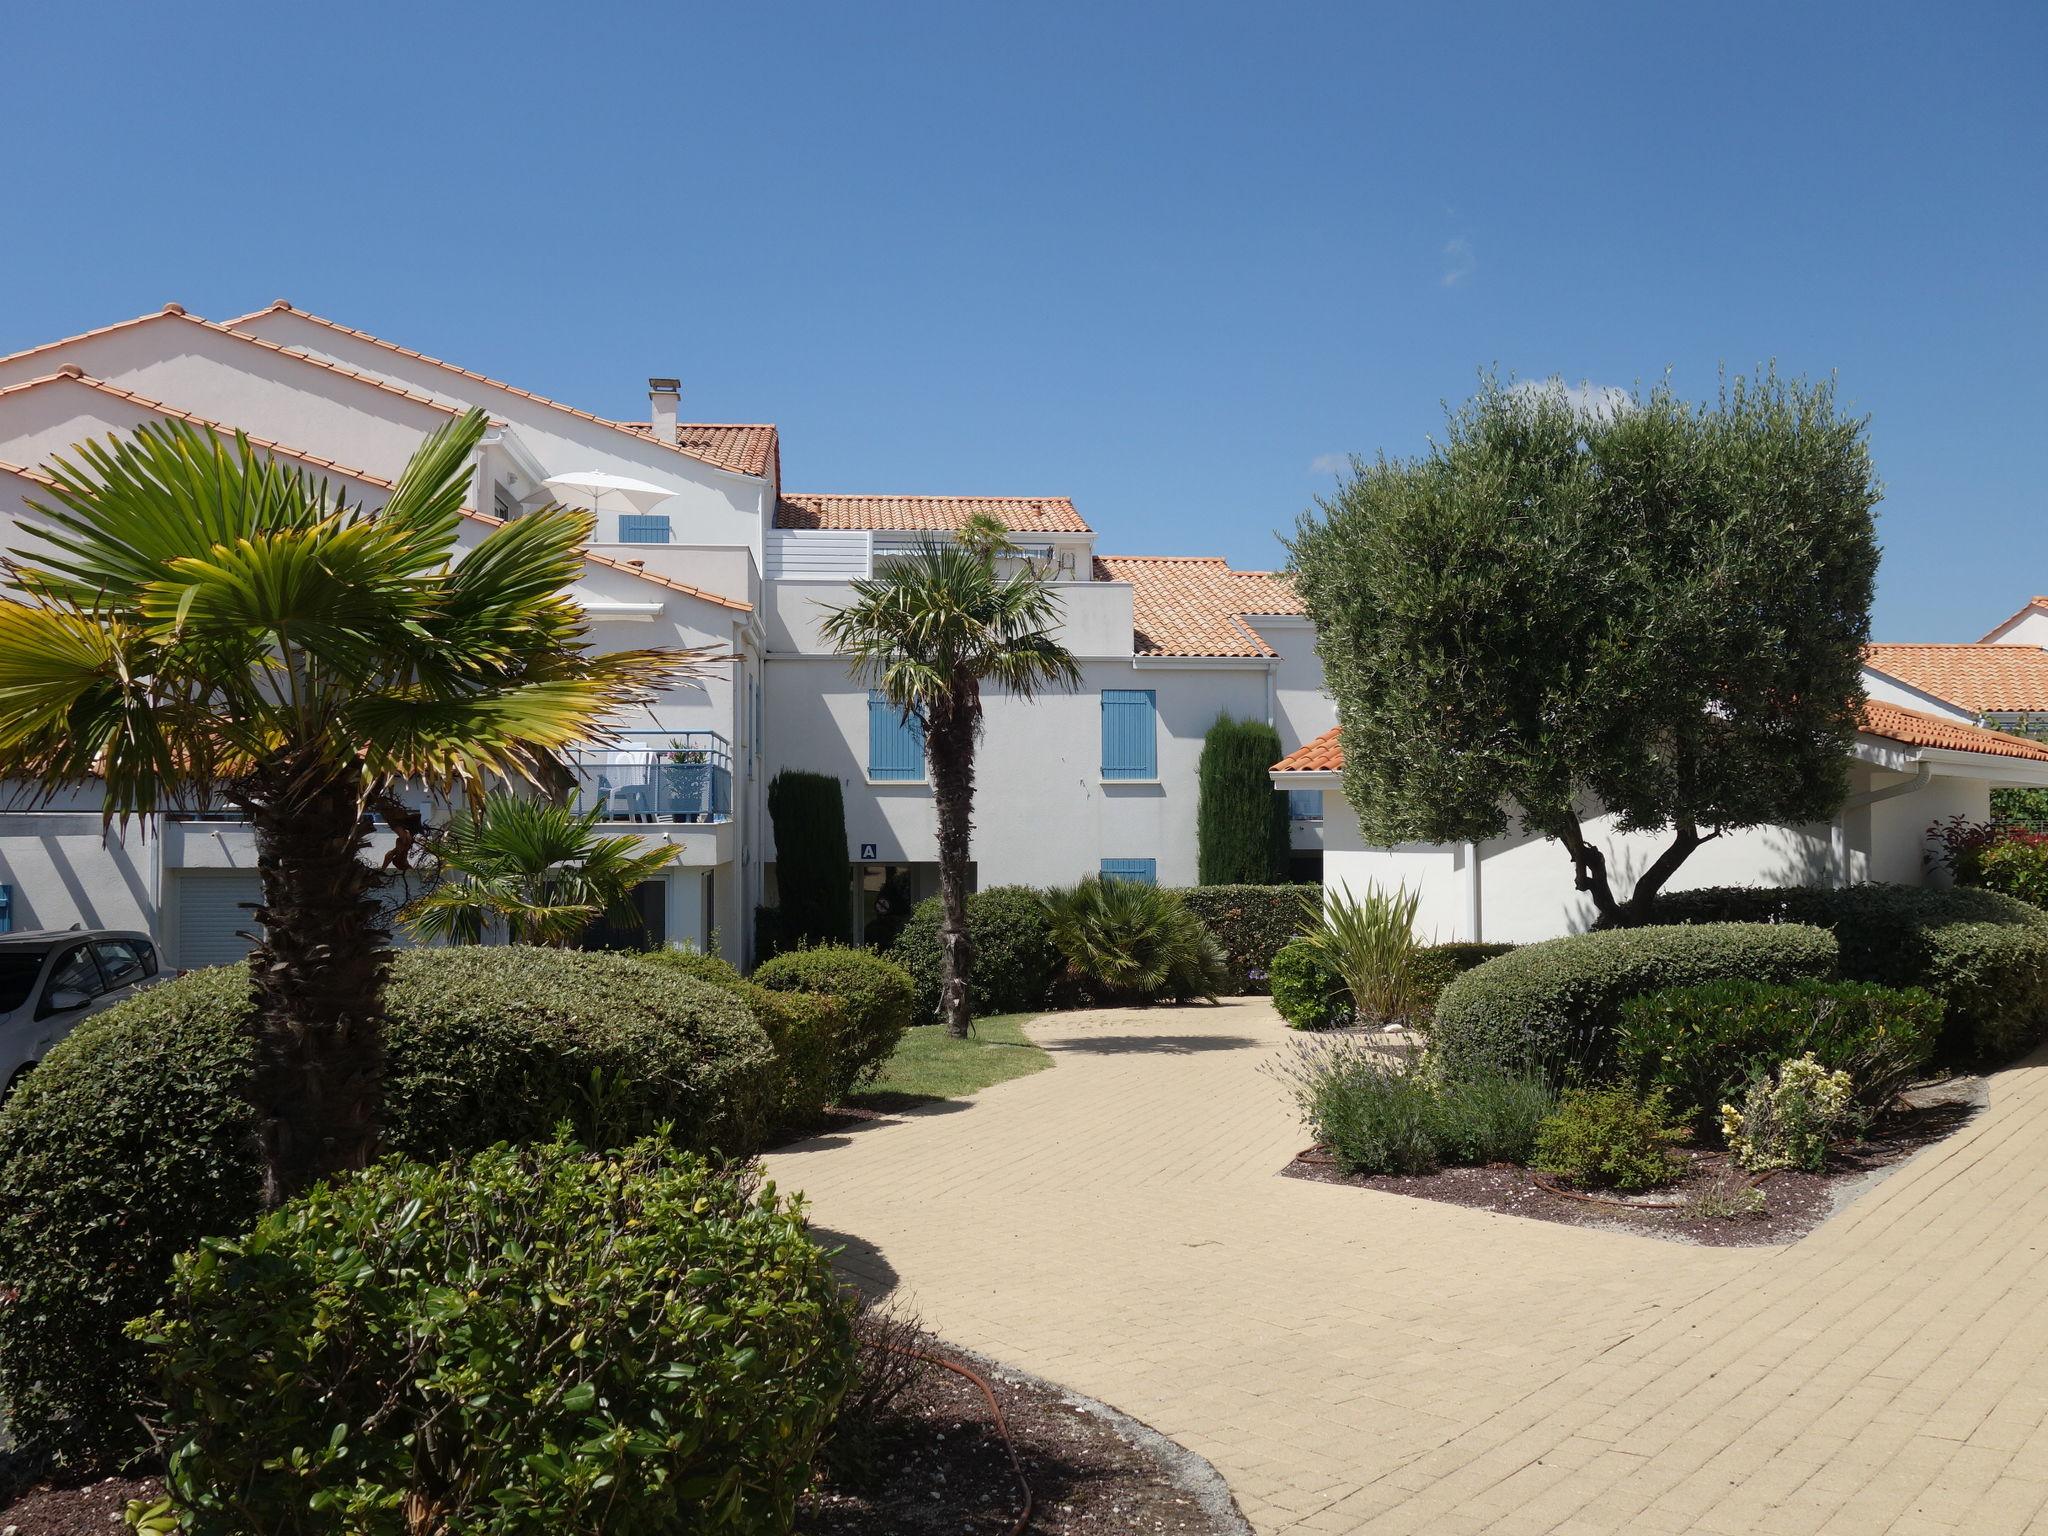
(767, 770, 852, 947)
(1196, 715, 1289, 885)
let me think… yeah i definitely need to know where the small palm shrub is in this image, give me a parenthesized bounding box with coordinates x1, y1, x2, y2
(1273, 1037, 1553, 1174)
(1042, 878, 1229, 1004)
(1300, 884, 1431, 1026)
(0, 949, 776, 1471)
(752, 946, 916, 1096)
(888, 886, 1061, 1020)
(1617, 979, 1939, 1134)
(137, 1136, 855, 1536)
(1270, 938, 1348, 1029)
(1721, 1054, 1857, 1173)
(1532, 1085, 1689, 1192)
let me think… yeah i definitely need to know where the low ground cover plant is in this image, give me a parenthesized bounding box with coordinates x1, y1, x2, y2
(752, 946, 916, 1097)
(0, 948, 778, 1471)
(137, 1135, 854, 1536)
(1532, 1085, 1689, 1192)
(1722, 1054, 1857, 1173)
(888, 885, 1062, 1021)
(1043, 877, 1229, 1004)
(1616, 979, 1940, 1134)
(1645, 883, 2048, 1060)
(1275, 1037, 1553, 1174)
(1430, 922, 1839, 1081)
(1175, 884, 1306, 993)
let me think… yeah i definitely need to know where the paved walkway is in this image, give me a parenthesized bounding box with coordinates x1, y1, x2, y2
(762, 1000, 2048, 1535)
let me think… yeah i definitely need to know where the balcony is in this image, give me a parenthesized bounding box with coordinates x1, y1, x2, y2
(566, 732, 733, 824)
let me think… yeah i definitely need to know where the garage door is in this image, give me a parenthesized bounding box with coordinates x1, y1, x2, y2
(173, 871, 265, 970)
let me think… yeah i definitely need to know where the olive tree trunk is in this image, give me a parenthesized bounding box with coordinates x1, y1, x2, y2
(235, 752, 391, 1204)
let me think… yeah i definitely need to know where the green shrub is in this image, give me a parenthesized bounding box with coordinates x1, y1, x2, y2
(1414, 942, 1519, 1004)
(1430, 922, 1837, 1082)
(767, 770, 853, 947)
(1721, 1054, 1857, 1172)
(1273, 1038, 1552, 1173)
(1270, 938, 1348, 1029)
(1175, 885, 1307, 993)
(1196, 716, 1289, 884)
(752, 946, 916, 1096)
(1533, 1085, 1688, 1192)
(638, 949, 842, 1132)
(1043, 877, 1229, 1004)
(637, 945, 744, 988)
(1301, 883, 1432, 1025)
(888, 886, 1061, 1020)
(1646, 884, 2048, 1061)
(0, 948, 777, 1471)
(139, 1136, 854, 1536)
(1617, 979, 1941, 1133)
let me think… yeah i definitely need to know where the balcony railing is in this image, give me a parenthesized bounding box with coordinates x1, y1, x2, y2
(566, 732, 734, 824)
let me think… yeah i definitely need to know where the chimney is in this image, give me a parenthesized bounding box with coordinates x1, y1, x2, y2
(648, 377, 680, 442)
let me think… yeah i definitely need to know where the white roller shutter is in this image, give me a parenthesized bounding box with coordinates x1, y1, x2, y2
(172, 871, 265, 970)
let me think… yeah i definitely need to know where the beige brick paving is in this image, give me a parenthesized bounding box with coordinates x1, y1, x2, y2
(763, 999, 2048, 1534)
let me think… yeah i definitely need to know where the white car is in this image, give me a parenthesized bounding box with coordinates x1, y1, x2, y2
(0, 928, 163, 1100)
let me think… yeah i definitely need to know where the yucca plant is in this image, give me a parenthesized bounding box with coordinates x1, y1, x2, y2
(0, 411, 702, 1200)
(400, 793, 682, 947)
(1043, 876, 1229, 1004)
(822, 515, 1080, 1037)
(1300, 883, 1430, 1027)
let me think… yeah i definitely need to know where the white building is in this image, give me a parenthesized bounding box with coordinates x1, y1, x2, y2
(0, 303, 1330, 966)
(1275, 702, 2048, 945)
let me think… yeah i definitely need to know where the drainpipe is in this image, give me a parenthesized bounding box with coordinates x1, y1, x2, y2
(1832, 759, 1933, 888)
(1463, 841, 1482, 942)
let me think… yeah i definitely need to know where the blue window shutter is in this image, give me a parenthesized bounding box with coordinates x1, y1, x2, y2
(868, 691, 925, 780)
(1100, 858, 1157, 885)
(617, 514, 672, 544)
(0, 883, 11, 933)
(1100, 690, 1157, 779)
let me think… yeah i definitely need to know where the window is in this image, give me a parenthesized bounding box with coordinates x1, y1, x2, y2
(618, 514, 672, 544)
(1287, 789, 1325, 822)
(92, 940, 146, 988)
(1101, 689, 1157, 780)
(868, 691, 926, 781)
(1100, 858, 1158, 885)
(36, 944, 103, 1019)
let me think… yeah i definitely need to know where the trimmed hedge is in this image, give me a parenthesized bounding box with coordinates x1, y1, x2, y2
(0, 948, 777, 1471)
(1617, 978, 1942, 1133)
(1196, 716, 1289, 884)
(752, 947, 916, 1096)
(1430, 922, 1838, 1082)
(1270, 938, 1347, 1029)
(143, 1136, 854, 1536)
(638, 948, 841, 1131)
(1646, 884, 2048, 1060)
(1415, 942, 1520, 1006)
(1176, 885, 1307, 993)
(888, 886, 1061, 1021)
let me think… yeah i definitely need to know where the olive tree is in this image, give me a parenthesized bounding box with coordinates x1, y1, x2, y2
(1288, 373, 1880, 926)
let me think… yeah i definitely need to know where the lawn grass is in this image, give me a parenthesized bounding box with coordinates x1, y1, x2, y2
(845, 1012, 1051, 1112)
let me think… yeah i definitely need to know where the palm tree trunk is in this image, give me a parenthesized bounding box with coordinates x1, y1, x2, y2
(238, 752, 391, 1204)
(927, 711, 977, 1040)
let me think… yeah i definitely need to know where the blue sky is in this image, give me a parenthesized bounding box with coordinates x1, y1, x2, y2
(4, 2, 2040, 640)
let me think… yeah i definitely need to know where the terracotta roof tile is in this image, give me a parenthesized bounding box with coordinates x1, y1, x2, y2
(1858, 701, 2048, 761)
(1092, 555, 1303, 658)
(1271, 727, 1343, 773)
(1273, 705, 2048, 775)
(775, 493, 1091, 534)
(1863, 643, 2048, 714)
(0, 372, 748, 613)
(226, 303, 777, 478)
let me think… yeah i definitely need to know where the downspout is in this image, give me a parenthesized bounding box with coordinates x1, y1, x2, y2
(1462, 841, 1482, 942)
(1832, 759, 1934, 888)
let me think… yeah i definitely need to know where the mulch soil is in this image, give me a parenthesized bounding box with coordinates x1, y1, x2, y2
(800, 1351, 1241, 1534)
(0, 1356, 1241, 1536)
(1284, 1083, 1984, 1247)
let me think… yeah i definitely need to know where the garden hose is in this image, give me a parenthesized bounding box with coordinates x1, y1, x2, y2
(885, 1344, 1036, 1534)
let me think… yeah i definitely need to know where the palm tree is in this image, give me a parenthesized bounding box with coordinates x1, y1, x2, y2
(821, 517, 1080, 1037)
(400, 792, 681, 947)
(0, 411, 703, 1200)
